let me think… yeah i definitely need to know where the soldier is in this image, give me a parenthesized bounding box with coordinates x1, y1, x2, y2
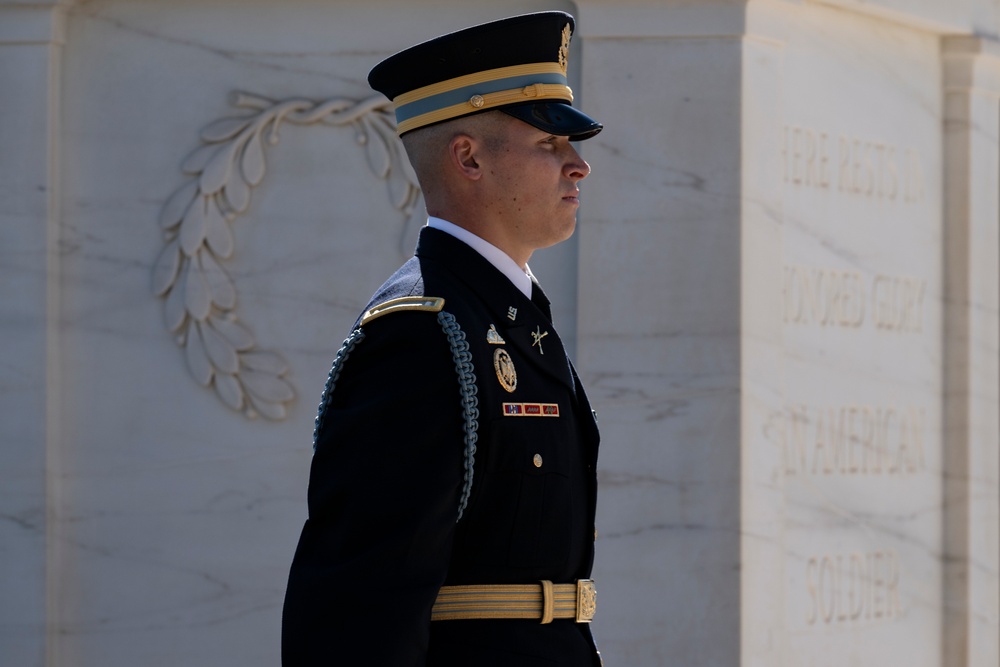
(282, 11, 603, 666)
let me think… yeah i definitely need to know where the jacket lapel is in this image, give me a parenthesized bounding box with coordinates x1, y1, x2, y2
(416, 228, 577, 395)
(496, 294, 576, 396)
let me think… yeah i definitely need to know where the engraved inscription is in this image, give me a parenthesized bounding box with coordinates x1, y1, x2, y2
(781, 404, 927, 476)
(805, 550, 902, 625)
(782, 126, 832, 188)
(782, 125, 924, 202)
(783, 265, 926, 333)
(872, 274, 926, 332)
(783, 266, 865, 328)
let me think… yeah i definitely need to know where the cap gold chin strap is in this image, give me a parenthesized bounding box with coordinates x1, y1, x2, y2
(397, 84, 573, 135)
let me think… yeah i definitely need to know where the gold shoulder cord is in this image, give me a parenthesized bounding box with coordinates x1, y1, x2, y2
(360, 296, 445, 326)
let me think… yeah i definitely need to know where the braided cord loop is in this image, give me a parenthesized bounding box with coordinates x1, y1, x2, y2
(437, 311, 479, 522)
(312, 327, 366, 449)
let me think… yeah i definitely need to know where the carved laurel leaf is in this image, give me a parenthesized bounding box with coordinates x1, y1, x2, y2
(198, 250, 236, 309)
(153, 238, 181, 297)
(214, 372, 245, 411)
(157, 92, 415, 421)
(241, 129, 266, 186)
(201, 139, 241, 195)
(201, 115, 255, 143)
(182, 143, 222, 175)
(185, 320, 214, 386)
(242, 368, 295, 403)
(164, 269, 188, 333)
(223, 173, 251, 214)
(247, 395, 287, 421)
(214, 318, 255, 351)
(180, 196, 207, 257)
(160, 180, 199, 231)
(199, 318, 239, 374)
(204, 195, 234, 259)
(230, 91, 274, 111)
(183, 257, 212, 321)
(239, 349, 289, 375)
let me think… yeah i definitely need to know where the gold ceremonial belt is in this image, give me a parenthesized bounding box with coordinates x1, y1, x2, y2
(431, 579, 596, 624)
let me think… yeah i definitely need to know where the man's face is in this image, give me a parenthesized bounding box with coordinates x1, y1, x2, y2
(480, 115, 592, 264)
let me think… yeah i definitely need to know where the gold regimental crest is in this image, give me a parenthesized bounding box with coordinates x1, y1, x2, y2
(558, 23, 571, 75)
(493, 348, 517, 393)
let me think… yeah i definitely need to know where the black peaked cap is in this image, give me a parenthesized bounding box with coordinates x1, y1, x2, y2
(368, 11, 602, 140)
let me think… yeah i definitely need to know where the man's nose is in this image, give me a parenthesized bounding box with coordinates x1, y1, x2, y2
(566, 146, 591, 180)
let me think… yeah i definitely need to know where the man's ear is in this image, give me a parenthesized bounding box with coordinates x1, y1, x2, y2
(448, 134, 482, 181)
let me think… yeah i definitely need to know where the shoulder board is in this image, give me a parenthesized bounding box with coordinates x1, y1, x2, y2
(361, 296, 445, 326)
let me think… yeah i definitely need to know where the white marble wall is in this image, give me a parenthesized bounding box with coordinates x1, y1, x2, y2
(779, 6, 944, 665)
(577, 0, 999, 665)
(1, 0, 998, 665)
(1, 3, 64, 665)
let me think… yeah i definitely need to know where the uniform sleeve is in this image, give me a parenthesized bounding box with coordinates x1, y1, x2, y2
(282, 311, 467, 666)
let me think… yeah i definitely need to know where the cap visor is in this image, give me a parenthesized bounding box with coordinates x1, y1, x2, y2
(501, 102, 602, 141)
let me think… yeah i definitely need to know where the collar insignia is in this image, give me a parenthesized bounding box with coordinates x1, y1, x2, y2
(531, 326, 549, 355)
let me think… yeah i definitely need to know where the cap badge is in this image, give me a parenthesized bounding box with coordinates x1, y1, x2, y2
(494, 348, 517, 393)
(531, 326, 549, 355)
(558, 23, 571, 75)
(487, 324, 506, 345)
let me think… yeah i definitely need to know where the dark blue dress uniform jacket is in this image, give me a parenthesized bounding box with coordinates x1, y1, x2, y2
(282, 227, 601, 666)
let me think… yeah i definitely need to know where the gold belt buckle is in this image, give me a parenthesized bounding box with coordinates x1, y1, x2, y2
(576, 579, 597, 623)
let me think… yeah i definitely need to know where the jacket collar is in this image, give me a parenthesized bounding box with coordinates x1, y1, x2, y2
(425, 217, 533, 299)
(416, 227, 576, 395)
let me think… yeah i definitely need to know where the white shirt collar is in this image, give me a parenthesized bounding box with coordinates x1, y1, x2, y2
(426, 217, 534, 299)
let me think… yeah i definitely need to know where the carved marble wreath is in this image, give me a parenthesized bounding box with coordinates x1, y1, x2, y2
(153, 92, 422, 420)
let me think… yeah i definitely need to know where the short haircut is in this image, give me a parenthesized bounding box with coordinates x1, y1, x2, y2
(401, 111, 510, 191)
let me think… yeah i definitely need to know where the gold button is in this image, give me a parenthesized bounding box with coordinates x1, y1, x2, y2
(533, 453, 543, 468)
(469, 94, 485, 108)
